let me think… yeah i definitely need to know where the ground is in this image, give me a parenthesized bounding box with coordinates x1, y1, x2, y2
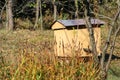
(0, 29, 120, 80)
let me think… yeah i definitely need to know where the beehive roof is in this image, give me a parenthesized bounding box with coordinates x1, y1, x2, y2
(57, 19, 105, 26)
(51, 19, 105, 30)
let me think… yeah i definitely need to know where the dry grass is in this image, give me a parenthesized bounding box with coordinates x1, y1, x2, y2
(0, 29, 120, 80)
(0, 29, 101, 80)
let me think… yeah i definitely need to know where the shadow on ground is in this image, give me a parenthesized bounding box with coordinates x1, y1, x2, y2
(98, 53, 120, 62)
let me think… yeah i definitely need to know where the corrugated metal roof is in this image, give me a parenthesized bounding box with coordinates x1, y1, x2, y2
(57, 19, 105, 26)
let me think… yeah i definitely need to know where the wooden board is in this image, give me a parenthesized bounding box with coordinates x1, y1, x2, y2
(54, 27, 101, 57)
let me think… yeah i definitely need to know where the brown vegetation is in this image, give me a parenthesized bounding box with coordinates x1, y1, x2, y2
(0, 29, 120, 80)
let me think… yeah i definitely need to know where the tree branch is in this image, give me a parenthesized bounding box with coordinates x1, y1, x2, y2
(106, 24, 120, 71)
(106, 7, 120, 71)
(84, 1, 99, 64)
(101, 7, 120, 71)
(91, 12, 112, 21)
(0, 2, 7, 20)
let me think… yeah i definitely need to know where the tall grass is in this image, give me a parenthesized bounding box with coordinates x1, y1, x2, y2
(0, 49, 100, 80)
(0, 30, 103, 80)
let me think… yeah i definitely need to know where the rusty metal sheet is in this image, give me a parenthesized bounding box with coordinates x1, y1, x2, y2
(57, 19, 105, 27)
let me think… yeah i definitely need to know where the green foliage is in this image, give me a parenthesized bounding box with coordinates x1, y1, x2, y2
(107, 61, 120, 80)
(42, 4, 46, 8)
(27, 2, 36, 8)
(62, 13, 69, 20)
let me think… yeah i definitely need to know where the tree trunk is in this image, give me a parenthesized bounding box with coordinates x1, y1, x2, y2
(0, 18, 2, 29)
(53, 0, 57, 21)
(40, 0, 43, 30)
(6, 0, 14, 30)
(84, 0, 99, 65)
(0, 2, 6, 29)
(75, 0, 78, 19)
(34, 0, 40, 29)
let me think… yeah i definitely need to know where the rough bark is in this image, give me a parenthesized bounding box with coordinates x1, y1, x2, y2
(84, 0, 99, 65)
(0, 2, 6, 29)
(100, 6, 120, 80)
(34, 0, 40, 29)
(75, 0, 78, 19)
(6, 0, 14, 30)
(0, 18, 2, 29)
(53, 0, 57, 21)
(40, 0, 43, 30)
(101, 7, 120, 72)
(85, 16, 99, 65)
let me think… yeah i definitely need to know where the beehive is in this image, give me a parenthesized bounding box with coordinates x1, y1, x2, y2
(51, 19, 104, 57)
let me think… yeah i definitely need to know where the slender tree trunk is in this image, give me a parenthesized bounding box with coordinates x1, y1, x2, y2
(84, 0, 120, 80)
(34, 0, 40, 29)
(85, 16, 99, 65)
(84, 0, 99, 65)
(40, 0, 43, 30)
(53, 0, 57, 21)
(0, 18, 2, 29)
(6, 0, 14, 30)
(6, 1, 8, 29)
(0, 2, 6, 29)
(75, 0, 78, 19)
(100, 6, 120, 80)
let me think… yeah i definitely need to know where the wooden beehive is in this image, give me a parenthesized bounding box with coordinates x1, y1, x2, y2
(51, 19, 104, 57)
